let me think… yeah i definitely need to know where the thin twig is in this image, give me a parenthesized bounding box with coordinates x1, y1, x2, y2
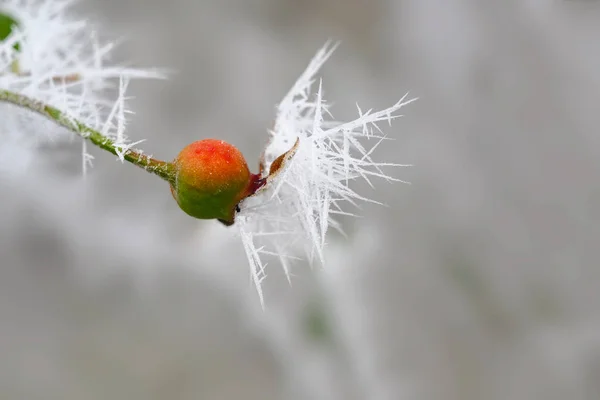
(0, 89, 175, 183)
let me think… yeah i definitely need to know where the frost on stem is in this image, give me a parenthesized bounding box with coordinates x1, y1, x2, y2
(237, 43, 417, 307)
(0, 0, 163, 174)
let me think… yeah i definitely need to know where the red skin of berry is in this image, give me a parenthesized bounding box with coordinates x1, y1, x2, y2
(171, 139, 256, 224)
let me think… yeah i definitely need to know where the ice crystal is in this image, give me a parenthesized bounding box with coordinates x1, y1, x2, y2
(237, 43, 417, 307)
(0, 0, 162, 172)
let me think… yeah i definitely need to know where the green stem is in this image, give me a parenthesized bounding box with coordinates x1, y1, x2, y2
(0, 89, 175, 184)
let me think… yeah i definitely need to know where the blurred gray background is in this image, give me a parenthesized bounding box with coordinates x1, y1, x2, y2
(1, 0, 600, 399)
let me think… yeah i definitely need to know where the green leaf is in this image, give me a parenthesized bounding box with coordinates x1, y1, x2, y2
(0, 11, 21, 51)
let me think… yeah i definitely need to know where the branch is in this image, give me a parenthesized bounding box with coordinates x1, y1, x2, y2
(0, 89, 175, 183)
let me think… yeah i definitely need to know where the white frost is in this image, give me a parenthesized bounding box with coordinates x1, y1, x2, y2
(0, 0, 162, 173)
(237, 43, 417, 307)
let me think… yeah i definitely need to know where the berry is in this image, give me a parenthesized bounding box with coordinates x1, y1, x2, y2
(170, 139, 259, 225)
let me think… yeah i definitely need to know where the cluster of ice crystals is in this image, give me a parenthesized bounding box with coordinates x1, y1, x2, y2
(237, 43, 416, 306)
(0, 0, 161, 172)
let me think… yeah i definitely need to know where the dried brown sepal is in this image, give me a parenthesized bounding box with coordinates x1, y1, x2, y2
(266, 137, 299, 182)
(258, 149, 266, 176)
(249, 137, 300, 197)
